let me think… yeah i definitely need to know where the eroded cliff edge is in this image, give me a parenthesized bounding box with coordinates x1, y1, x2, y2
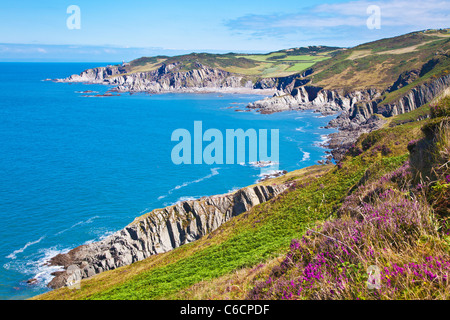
(47, 183, 288, 289)
(248, 74, 450, 160)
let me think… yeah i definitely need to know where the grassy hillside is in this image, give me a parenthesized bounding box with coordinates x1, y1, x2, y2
(114, 30, 450, 97)
(308, 29, 450, 95)
(122, 46, 340, 78)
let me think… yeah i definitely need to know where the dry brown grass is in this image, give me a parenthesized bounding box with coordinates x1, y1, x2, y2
(315, 63, 396, 90)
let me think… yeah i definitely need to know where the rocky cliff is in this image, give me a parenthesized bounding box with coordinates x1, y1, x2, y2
(61, 65, 128, 83)
(47, 183, 288, 289)
(56, 62, 279, 94)
(249, 74, 450, 120)
(378, 74, 450, 117)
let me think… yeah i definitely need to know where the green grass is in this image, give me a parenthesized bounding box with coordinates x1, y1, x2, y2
(279, 55, 329, 62)
(309, 31, 450, 90)
(235, 52, 286, 62)
(54, 161, 364, 300)
(388, 104, 431, 127)
(122, 47, 338, 78)
(286, 62, 316, 72)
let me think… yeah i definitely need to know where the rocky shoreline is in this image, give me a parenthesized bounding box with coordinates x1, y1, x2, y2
(53, 64, 380, 162)
(46, 183, 289, 289)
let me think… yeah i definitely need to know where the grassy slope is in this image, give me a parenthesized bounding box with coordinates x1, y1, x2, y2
(35, 116, 427, 300)
(115, 30, 450, 98)
(309, 30, 450, 94)
(243, 99, 450, 300)
(122, 46, 339, 79)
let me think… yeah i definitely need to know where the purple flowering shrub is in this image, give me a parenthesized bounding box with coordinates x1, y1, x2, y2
(348, 144, 363, 157)
(362, 131, 383, 151)
(369, 144, 392, 156)
(338, 161, 411, 217)
(430, 96, 450, 118)
(247, 163, 450, 300)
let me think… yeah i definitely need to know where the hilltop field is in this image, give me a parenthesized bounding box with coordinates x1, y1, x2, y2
(123, 45, 340, 78)
(120, 29, 450, 94)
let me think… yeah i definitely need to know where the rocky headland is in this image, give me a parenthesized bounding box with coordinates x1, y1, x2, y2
(55, 62, 279, 95)
(46, 183, 288, 289)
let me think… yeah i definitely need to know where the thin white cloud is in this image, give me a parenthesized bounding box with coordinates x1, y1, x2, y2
(226, 0, 450, 35)
(314, 0, 450, 27)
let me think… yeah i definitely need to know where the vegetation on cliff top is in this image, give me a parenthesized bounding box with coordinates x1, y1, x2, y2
(245, 94, 449, 300)
(124, 46, 339, 78)
(123, 29, 450, 92)
(309, 30, 450, 93)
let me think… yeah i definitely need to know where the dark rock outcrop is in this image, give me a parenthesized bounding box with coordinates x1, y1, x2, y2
(47, 183, 287, 289)
(55, 63, 278, 95)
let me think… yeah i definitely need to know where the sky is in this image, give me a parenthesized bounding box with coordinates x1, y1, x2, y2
(1, 0, 449, 61)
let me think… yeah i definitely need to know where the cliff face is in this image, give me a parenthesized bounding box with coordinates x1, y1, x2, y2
(62, 65, 128, 83)
(47, 183, 288, 289)
(248, 86, 382, 116)
(57, 63, 279, 94)
(247, 74, 448, 162)
(378, 74, 450, 117)
(249, 74, 450, 121)
(58, 58, 449, 120)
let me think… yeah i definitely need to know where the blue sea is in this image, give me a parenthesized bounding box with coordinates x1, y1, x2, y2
(0, 63, 336, 299)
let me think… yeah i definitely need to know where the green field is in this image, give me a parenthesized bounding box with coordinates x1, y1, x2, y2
(309, 30, 450, 92)
(122, 46, 338, 78)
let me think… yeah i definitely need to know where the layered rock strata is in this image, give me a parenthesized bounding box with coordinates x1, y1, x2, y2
(47, 183, 287, 289)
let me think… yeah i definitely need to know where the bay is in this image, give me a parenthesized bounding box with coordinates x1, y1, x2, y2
(0, 63, 336, 299)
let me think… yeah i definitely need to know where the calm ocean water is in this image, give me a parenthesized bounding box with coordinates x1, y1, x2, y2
(0, 63, 336, 299)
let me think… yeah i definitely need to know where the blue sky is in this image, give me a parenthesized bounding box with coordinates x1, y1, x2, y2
(1, 0, 449, 61)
